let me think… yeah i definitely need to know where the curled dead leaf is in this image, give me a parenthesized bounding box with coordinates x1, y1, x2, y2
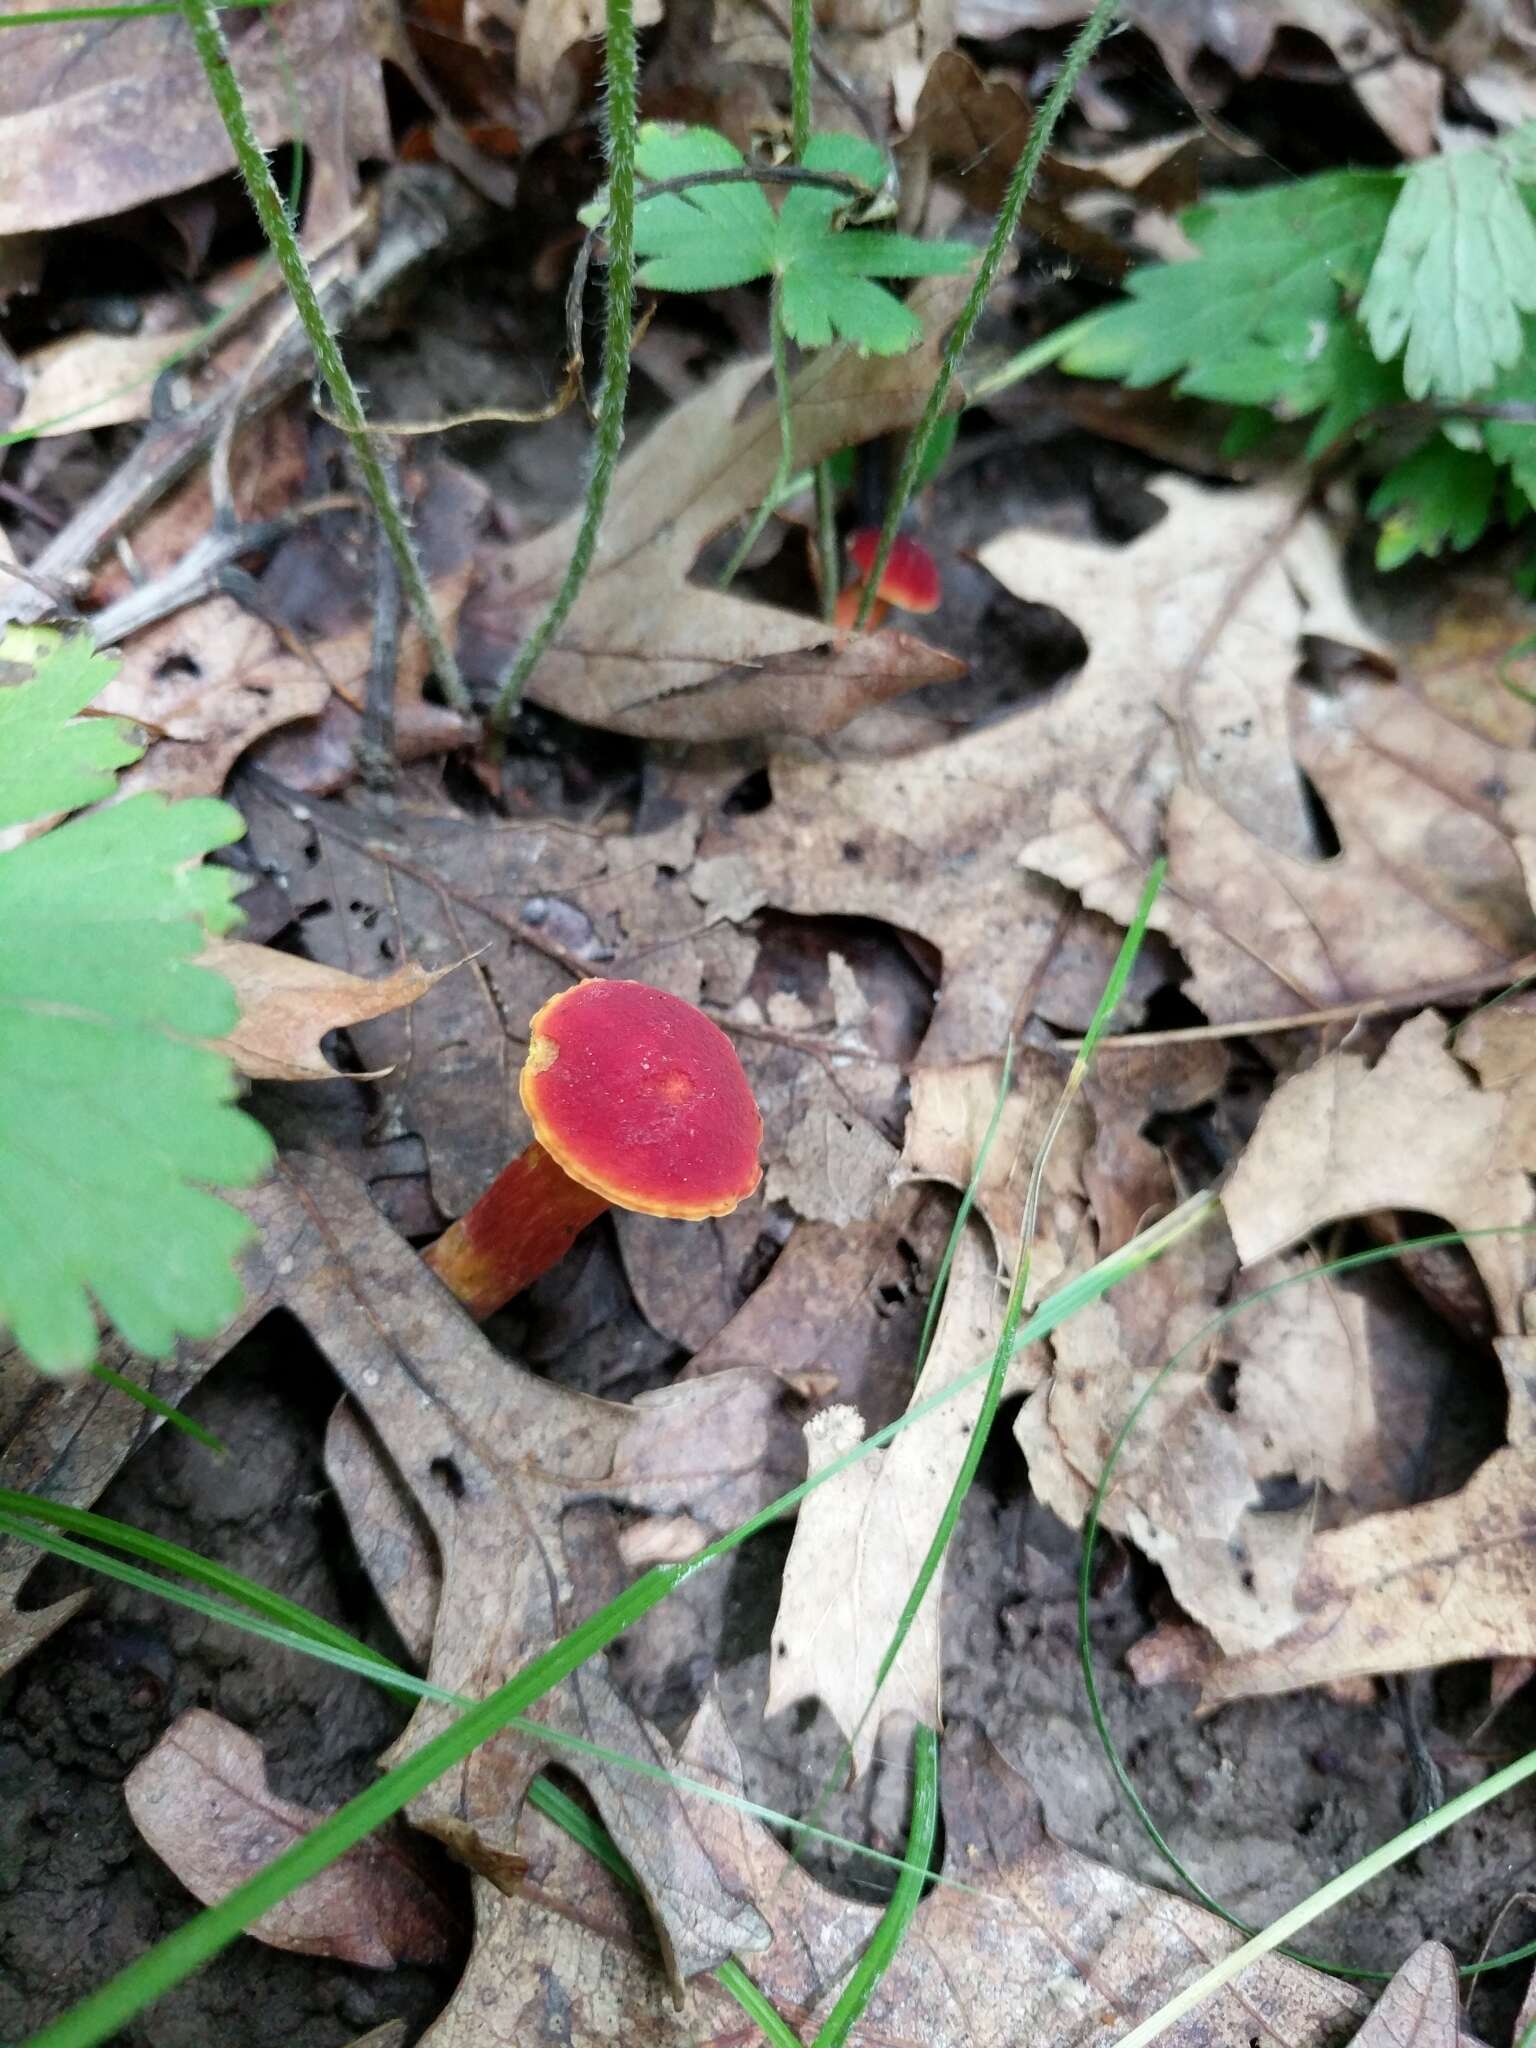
(126, 1708, 463, 1966)
(201, 939, 453, 1082)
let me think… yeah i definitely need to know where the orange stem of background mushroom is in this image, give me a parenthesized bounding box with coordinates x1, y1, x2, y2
(423, 1143, 610, 1320)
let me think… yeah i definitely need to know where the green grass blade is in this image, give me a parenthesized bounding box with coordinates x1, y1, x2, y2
(87, 1365, 230, 1456)
(0, 1489, 381, 1664)
(812, 1722, 939, 2047)
(1114, 1741, 1536, 2048)
(527, 1779, 804, 2044)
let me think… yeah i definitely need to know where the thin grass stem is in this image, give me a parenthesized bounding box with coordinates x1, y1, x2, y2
(812, 1723, 939, 2047)
(1115, 1744, 1536, 2048)
(789, 0, 813, 159)
(853, 0, 1121, 628)
(87, 1365, 229, 1456)
(720, 281, 796, 588)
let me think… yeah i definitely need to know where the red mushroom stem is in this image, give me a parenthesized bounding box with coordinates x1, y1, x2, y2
(422, 1142, 610, 1320)
(422, 979, 762, 1322)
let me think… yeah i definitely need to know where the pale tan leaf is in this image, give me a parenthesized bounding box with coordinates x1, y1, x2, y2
(1202, 1443, 1536, 1705)
(1222, 1011, 1535, 1334)
(463, 274, 973, 741)
(766, 1220, 1003, 1772)
(1025, 669, 1536, 1028)
(1349, 1942, 1461, 2048)
(201, 939, 451, 1082)
(1016, 1224, 1314, 1655)
(11, 328, 201, 438)
(126, 1709, 460, 1966)
(901, 1049, 1092, 1263)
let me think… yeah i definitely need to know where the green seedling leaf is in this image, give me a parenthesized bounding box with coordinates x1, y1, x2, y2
(1361, 132, 1536, 402)
(0, 634, 274, 1373)
(630, 123, 973, 356)
(1063, 171, 1399, 407)
(1368, 438, 1501, 570)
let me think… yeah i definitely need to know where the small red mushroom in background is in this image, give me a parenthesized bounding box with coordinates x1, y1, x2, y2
(423, 979, 763, 1320)
(833, 527, 942, 630)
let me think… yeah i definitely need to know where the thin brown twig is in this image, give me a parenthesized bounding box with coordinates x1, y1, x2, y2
(1073, 953, 1536, 1050)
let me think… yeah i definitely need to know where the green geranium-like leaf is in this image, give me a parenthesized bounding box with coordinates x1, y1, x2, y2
(0, 633, 273, 1373)
(630, 124, 973, 356)
(1361, 133, 1536, 402)
(1368, 438, 1501, 570)
(1063, 172, 1400, 408)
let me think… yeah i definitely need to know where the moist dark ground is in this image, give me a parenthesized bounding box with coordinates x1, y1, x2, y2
(6, 77, 1536, 2044)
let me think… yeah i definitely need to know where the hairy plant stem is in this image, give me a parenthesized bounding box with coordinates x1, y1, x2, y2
(853, 0, 1121, 628)
(815, 458, 839, 618)
(718, 279, 794, 588)
(179, 0, 469, 711)
(789, 0, 813, 156)
(491, 0, 639, 730)
(788, 0, 844, 614)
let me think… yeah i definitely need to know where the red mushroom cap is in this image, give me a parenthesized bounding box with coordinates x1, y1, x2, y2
(520, 980, 763, 1220)
(844, 528, 942, 614)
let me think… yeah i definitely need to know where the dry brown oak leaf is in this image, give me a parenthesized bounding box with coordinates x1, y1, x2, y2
(1016, 1205, 1469, 1660)
(219, 1153, 779, 1983)
(422, 1692, 1367, 2046)
(1027, 657, 1536, 1028)
(201, 941, 451, 1082)
(126, 1708, 462, 1967)
(730, 475, 1350, 1062)
(0, 0, 388, 237)
(1202, 1011, 1536, 1702)
(954, 0, 1441, 158)
(461, 274, 970, 742)
(1349, 1943, 1464, 2048)
(1223, 1009, 1535, 1337)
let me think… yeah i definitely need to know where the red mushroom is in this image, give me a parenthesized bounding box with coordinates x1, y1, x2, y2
(423, 979, 763, 1320)
(833, 527, 942, 629)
